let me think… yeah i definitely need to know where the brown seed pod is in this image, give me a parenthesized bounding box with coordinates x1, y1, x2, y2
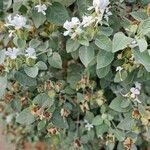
(123, 137, 133, 150)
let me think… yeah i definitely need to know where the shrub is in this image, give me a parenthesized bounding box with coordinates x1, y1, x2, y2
(0, 0, 150, 149)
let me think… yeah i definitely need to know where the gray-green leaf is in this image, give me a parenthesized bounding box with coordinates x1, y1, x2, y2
(46, 2, 69, 25)
(24, 66, 39, 78)
(112, 32, 133, 53)
(16, 109, 35, 125)
(97, 50, 114, 69)
(79, 45, 95, 67)
(95, 34, 112, 52)
(66, 39, 80, 53)
(48, 52, 62, 69)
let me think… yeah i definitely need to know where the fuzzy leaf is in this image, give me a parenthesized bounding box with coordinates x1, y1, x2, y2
(112, 32, 132, 53)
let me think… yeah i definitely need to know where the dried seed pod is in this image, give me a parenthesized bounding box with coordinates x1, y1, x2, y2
(132, 109, 140, 119)
(123, 137, 133, 150)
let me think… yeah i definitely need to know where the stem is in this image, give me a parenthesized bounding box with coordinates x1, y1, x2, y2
(39, 0, 41, 5)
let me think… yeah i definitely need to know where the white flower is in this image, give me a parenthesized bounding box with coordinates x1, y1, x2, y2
(8, 30, 15, 38)
(104, 8, 112, 21)
(88, 0, 110, 13)
(5, 47, 20, 59)
(81, 16, 95, 27)
(135, 82, 141, 90)
(84, 120, 94, 131)
(25, 47, 36, 59)
(63, 17, 82, 38)
(85, 122, 94, 131)
(130, 87, 140, 97)
(35, 4, 47, 15)
(63, 17, 80, 32)
(6, 114, 14, 124)
(129, 40, 138, 48)
(130, 82, 142, 103)
(5, 14, 30, 29)
(94, 0, 109, 11)
(116, 66, 123, 72)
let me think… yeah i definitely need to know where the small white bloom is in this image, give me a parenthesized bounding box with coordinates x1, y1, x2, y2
(104, 8, 112, 22)
(63, 17, 82, 38)
(6, 114, 14, 124)
(135, 82, 141, 90)
(88, 0, 110, 13)
(25, 47, 36, 59)
(5, 14, 30, 29)
(130, 82, 142, 103)
(8, 30, 15, 38)
(85, 121, 94, 131)
(93, 0, 109, 11)
(63, 17, 80, 32)
(130, 87, 140, 96)
(81, 16, 95, 27)
(5, 47, 20, 59)
(35, 4, 47, 15)
(71, 27, 83, 39)
(116, 66, 123, 72)
(129, 40, 138, 48)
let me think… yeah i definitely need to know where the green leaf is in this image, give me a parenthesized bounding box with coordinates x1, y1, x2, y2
(97, 50, 114, 69)
(133, 49, 150, 72)
(10, 99, 22, 112)
(79, 45, 95, 67)
(35, 61, 47, 70)
(92, 116, 103, 126)
(29, 39, 41, 48)
(46, 2, 69, 25)
(48, 52, 62, 69)
(52, 111, 68, 129)
(96, 123, 109, 137)
(95, 34, 112, 52)
(52, 0, 76, 7)
(114, 70, 128, 82)
(24, 66, 39, 78)
(111, 129, 125, 142)
(117, 117, 135, 130)
(130, 11, 148, 21)
(96, 65, 110, 78)
(3, 0, 12, 10)
(138, 17, 150, 35)
(76, 0, 92, 17)
(98, 26, 113, 36)
(66, 39, 80, 53)
(109, 96, 131, 112)
(112, 32, 133, 53)
(137, 38, 148, 52)
(0, 49, 6, 64)
(32, 10, 46, 28)
(13, 37, 26, 49)
(15, 71, 37, 87)
(0, 75, 7, 98)
(38, 120, 46, 131)
(78, 37, 89, 46)
(16, 109, 35, 125)
(120, 99, 130, 108)
(33, 93, 54, 108)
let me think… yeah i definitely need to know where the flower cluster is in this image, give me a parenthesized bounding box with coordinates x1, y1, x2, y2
(5, 47, 36, 60)
(35, 4, 47, 15)
(130, 82, 142, 103)
(63, 0, 111, 39)
(63, 17, 83, 39)
(5, 14, 30, 29)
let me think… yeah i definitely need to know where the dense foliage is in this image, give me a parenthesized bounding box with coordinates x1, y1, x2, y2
(0, 0, 150, 149)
